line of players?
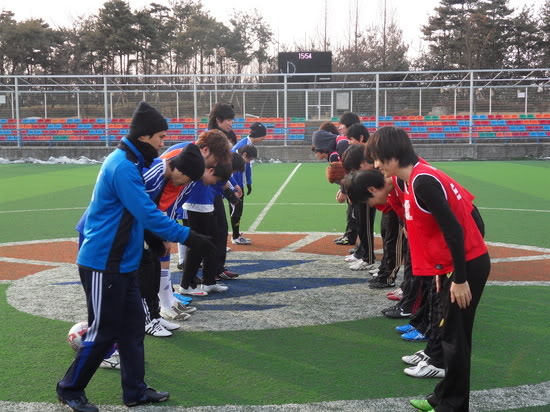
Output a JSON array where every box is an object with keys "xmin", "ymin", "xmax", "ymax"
[{"xmin": 313, "ymin": 114, "xmax": 490, "ymax": 412}]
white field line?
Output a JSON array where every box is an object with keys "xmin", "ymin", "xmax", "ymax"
[{"xmin": 247, "ymin": 163, "xmax": 302, "ymax": 232}]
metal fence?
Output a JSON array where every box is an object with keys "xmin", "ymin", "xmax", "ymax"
[{"xmin": 0, "ymin": 68, "xmax": 549, "ymax": 146}]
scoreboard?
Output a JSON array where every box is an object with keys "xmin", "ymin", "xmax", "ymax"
[{"xmin": 278, "ymin": 51, "xmax": 332, "ymax": 82}]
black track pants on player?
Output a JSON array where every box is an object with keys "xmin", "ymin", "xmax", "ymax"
[
  {"xmin": 213, "ymin": 194, "xmax": 228, "ymax": 274},
  {"xmin": 181, "ymin": 210, "xmax": 217, "ymax": 287},
  {"xmin": 57, "ymin": 268, "xmax": 147, "ymax": 404},
  {"xmin": 427, "ymin": 252, "xmax": 491, "ymax": 412}
]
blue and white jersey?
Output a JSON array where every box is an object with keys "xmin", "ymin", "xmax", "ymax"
[
  {"xmin": 232, "ymin": 136, "xmax": 253, "ymax": 186},
  {"xmin": 143, "ymin": 157, "xmax": 167, "ymax": 203}
]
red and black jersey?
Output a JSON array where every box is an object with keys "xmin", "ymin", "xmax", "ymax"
[{"xmin": 404, "ymin": 162, "xmax": 487, "ymax": 276}]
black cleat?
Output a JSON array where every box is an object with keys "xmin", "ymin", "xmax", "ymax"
[
  {"xmin": 125, "ymin": 387, "xmax": 170, "ymax": 407},
  {"xmin": 58, "ymin": 395, "xmax": 98, "ymax": 412}
]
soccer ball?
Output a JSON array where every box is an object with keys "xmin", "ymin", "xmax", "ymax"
[{"xmin": 67, "ymin": 321, "xmax": 88, "ymax": 351}]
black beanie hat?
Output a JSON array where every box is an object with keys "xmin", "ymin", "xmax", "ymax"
[
  {"xmin": 249, "ymin": 122, "xmax": 267, "ymax": 138},
  {"xmin": 170, "ymin": 144, "xmax": 205, "ymax": 181},
  {"xmin": 128, "ymin": 102, "xmax": 168, "ymax": 140}
]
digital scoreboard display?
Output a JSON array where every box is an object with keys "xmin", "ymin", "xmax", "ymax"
[{"xmin": 278, "ymin": 51, "xmax": 332, "ymax": 82}]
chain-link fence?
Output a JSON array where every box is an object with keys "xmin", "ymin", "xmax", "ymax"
[{"xmin": 1, "ymin": 69, "xmax": 549, "ymax": 146}]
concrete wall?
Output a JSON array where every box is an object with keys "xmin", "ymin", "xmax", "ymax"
[{"xmin": 1, "ymin": 143, "xmax": 549, "ymax": 162}]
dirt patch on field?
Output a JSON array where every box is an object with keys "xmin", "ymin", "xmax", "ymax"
[
  {"xmin": 0, "ymin": 261, "xmax": 57, "ymax": 280},
  {"xmin": 0, "ymin": 241, "xmax": 77, "ymax": 263}
]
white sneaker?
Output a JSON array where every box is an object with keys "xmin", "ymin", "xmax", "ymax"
[
  {"xmin": 178, "ymin": 285, "xmax": 208, "ymax": 296},
  {"xmin": 404, "ymin": 361, "xmax": 445, "ymax": 378},
  {"xmin": 226, "ymin": 247, "xmax": 231, "ymax": 252},
  {"xmin": 145, "ymin": 319, "xmax": 172, "ymax": 337},
  {"xmin": 344, "ymin": 254, "xmax": 360, "ymax": 263},
  {"xmin": 369, "ymin": 268, "xmax": 380, "ymax": 275},
  {"xmin": 349, "ymin": 260, "xmax": 377, "ymax": 271},
  {"xmin": 402, "ymin": 350, "xmax": 430, "ymax": 366},
  {"xmin": 100, "ymin": 351, "xmax": 120, "ymax": 369},
  {"xmin": 160, "ymin": 306, "xmax": 191, "ymax": 321},
  {"xmin": 158, "ymin": 317, "xmax": 181, "ymax": 331},
  {"xmin": 232, "ymin": 236, "xmax": 251, "ymax": 245},
  {"xmin": 202, "ymin": 283, "xmax": 228, "ymax": 293}
]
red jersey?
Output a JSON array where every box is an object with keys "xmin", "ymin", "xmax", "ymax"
[
  {"xmin": 404, "ymin": 162, "xmax": 487, "ymax": 276},
  {"xmin": 158, "ymin": 147, "xmax": 187, "ymax": 212}
]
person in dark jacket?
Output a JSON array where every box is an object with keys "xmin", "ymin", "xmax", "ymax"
[{"xmin": 56, "ymin": 102, "xmax": 215, "ymax": 412}]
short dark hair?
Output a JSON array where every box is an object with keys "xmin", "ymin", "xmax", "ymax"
[
  {"xmin": 238, "ymin": 144, "xmax": 258, "ymax": 159},
  {"xmin": 344, "ymin": 169, "xmax": 386, "ymax": 203},
  {"xmin": 339, "ymin": 112, "xmax": 360, "ymax": 128},
  {"xmin": 319, "ymin": 121, "xmax": 339, "ymax": 135},
  {"xmin": 341, "ymin": 144, "xmax": 365, "ymax": 172},
  {"xmin": 231, "ymin": 152, "xmax": 246, "ymax": 173},
  {"xmin": 208, "ymin": 102, "xmax": 235, "ymax": 130},
  {"xmin": 213, "ymin": 160, "xmax": 232, "ymax": 181},
  {"xmin": 366, "ymin": 126, "xmax": 418, "ymax": 167},
  {"xmin": 347, "ymin": 123, "xmax": 370, "ymax": 143}
]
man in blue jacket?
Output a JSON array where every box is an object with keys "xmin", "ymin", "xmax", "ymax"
[{"xmin": 56, "ymin": 102, "xmax": 215, "ymax": 412}]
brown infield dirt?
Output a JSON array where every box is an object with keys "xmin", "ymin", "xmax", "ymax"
[{"xmin": 0, "ymin": 235, "xmax": 548, "ymax": 282}]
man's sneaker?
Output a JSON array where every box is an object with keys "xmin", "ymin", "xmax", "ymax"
[
  {"xmin": 349, "ymin": 260, "xmax": 377, "ymax": 271},
  {"xmin": 202, "ymin": 284, "xmax": 228, "ymax": 293},
  {"xmin": 344, "ymin": 254, "xmax": 360, "ymax": 263},
  {"xmin": 218, "ymin": 269, "xmax": 239, "ymax": 280},
  {"xmin": 405, "ymin": 361, "xmax": 445, "ymax": 378},
  {"xmin": 173, "ymin": 293, "xmax": 193, "ymax": 304},
  {"xmin": 57, "ymin": 394, "xmax": 98, "ymax": 412},
  {"xmin": 402, "ymin": 349, "xmax": 430, "ymax": 365},
  {"xmin": 125, "ymin": 387, "xmax": 170, "ymax": 407},
  {"xmin": 384, "ymin": 306, "xmax": 412, "ymax": 319},
  {"xmin": 160, "ymin": 306, "xmax": 190, "ymax": 321},
  {"xmin": 100, "ymin": 351, "xmax": 120, "ymax": 369},
  {"xmin": 334, "ymin": 235, "xmax": 346, "ymax": 243},
  {"xmin": 232, "ymin": 236, "xmax": 251, "ymax": 245},
  {"xmin": 226, "ymin": 246, "xmax": 231, "ymax": 252},
  {"xmin": 369, "ymin": 268, "xmax": 380, "ymax": 275},
  {"xmin": 178, "ymin": 286, "xmax": 208, "ymax": 296},
  {"xmin": 381, "ymin": 304, "xmax": 400, "ymax": 314},
  {"xmin": 410, "ymin": 399, "xmax": 435, "ymax": 411},
  {"xmin": 395, "ymin": 324, "xmax": 416, "ymax": 334},
  {"xmin": 174, "ymin": 301, "xmax": 197, "ymax": 314},
  {"xmin": 158, "ymin": 317, "xmax": 181, "ymax": 331},
  {"xmin": 145, "ymin": 319, "xmax": 172, "ymax": 337},
  {"xmin": 387, "ymin": 288, "xmax": 403, "ymax": 301},
  {"xmin": 334, "ymin": 236, "xmax": 352, "ymax": 245},
  {"xmin": 402, "ymin": 329, "xmax": 428, "ymax": 341},
  {"xmin": 176, "ymin": 262, "xmax": 183, "ymax": 270},
  {"xmin": 368, "ymin": 279, "xmax": 395, "ymax": 289}
]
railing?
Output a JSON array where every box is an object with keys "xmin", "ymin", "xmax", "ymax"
[{"xmin": 0, "ymin": 68, "xmax": 549, "ymax": 146}]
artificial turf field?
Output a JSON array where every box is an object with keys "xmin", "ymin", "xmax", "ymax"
[{"xmin": 0, "ymin": 160, "xmax": 549, "ymax": 411}]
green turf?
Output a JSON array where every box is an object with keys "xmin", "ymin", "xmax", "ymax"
[
  {"xmin": 1, "ymin": 161, "xmax": 548, "ymax": 246},
  {"xmin": 0, "ymin": 283, "xmax": 548, "ymax": 406}
]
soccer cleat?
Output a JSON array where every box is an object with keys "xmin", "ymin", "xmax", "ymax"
[
  {"xmin": 158, "ymin": 317, "xmax": 181, "ymax": 331},
  {"xmin": 174, "ymin": 301, "xmax": 197, "ymax": 314},
  {"xmin": 231, "ymin": 236, "xmax": 251, "ymax": 245},
  {"xmin": 369, "ymin": 268, "xmax": 380, "ymax": 275},
  {"xmin": 410, "ymin": 399, "xmax": 435, "ymax": 411},
  {"xmin": 344, "ymin": 254, "xmax": 360, "ymax": 263},
  {"xmin": 173, "ymin": 293, "xmax": 193, "ymax": 304},
  {"xmin": 402, "ymin": 329, "xmax": 428, "ymax": 342},
  {"xmin": 387, "ymin": 288, "xmax": 403, "ymax": 301},
  {"xmin": 368, "ymin": 279, "xmax": 395, "ymax": 289},
  {"xmin": 384, "ymin": 306, "xmax": 412, "ymax": 319},
  {"xmin": 160, "ymin": 306, "xmax": 190, "ymax": 321},
  {"xmin": 405, "ymin": 361, "xmax": 445, "ymax": 378},
  {"xmin": 57, "ymin": 394, "xmax": 98, "ymax": 412},
  {"xmin": 226, "ymin": 246, "xmax": 231, "ymax": 252},
  {"xmin": 145, "ymin": 319, "xmax": 172, "ymax": 337},
  {"xmin": 402, "ymin": 349, "xmax": 430, "ymax": 365},
  {"xmin": 100, "ymin": 351, "xmax": 120, "ymax": 369},
  {"xmin": 381, "ymin": 304, "xmax": 400, "ymax": 314},
  {"xmin": 178, "ymin": 286, "xmax": 208, "ymax": 296},
  {"xmin": 334, "ymin": 236, "xmax": 351, "ymax": 245},
  {"xmin": 349, "ymin": 260, "xmax": 377, "ymax": 271},
  {"xmin": 395, "ymin": 324, "xmax": 416, "ymax": 334},
  {"xmin": 334, "ymin": 235, "xmax": 346, "ymax": 243},
  {"xmin": 202, "ymin": 283, "xmax": 228, "ymax": 293},
  {"xmin": 218, "ymin": 269, "xmax": 239, "ymax": 280},
  {"xmin": 125, "ymin": 387, "xmax": 170, "ymax": 407}
]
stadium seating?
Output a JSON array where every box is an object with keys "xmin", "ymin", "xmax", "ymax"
[{"xmin": 1, "ymin": 114, "xmax": 549, "ymax": 142}]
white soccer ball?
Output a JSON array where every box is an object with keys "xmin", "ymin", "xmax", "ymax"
[{"xmin": 67, "ymin": 321, "xmax": 88, "ymax": 351}]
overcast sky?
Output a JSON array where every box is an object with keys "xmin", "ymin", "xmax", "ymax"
[{"xmin": 0, "ymin": 0, "xmax": 545, "ymax": 56}]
